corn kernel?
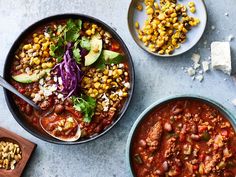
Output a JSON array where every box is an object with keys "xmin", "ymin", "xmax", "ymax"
[
  {"xmin": 146, "ymin": 7, "xmax": 154, "ymax": 15},
  {"xmin": 86, "ymin": 29, "xmax": 92, "ymax": 35},
  {"xmin": 190, "ymin": 7, "xmax": 196, "ymax": 13},
  {"xmin": 135, "ymin": 22, "xmax": 139, "ymax": 29},
  {"xmin": 33, "ymin": 57, "xmax": 40, "ymax": 65},
  {"xmin": 23, "ymin": 44, "xmax": 32, "ymax": 50},
  {"xmin": 136, "ymin": 3, "xmax": 143, "ymax": 11},
  {"xmin": 94, "ymin": 82, "xmax": 101, "ymax": 89}
]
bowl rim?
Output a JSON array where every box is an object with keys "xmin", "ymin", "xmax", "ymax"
[
  {"xmin": 3, "ymin": 13, "xmax": 135, "ymax": 145},
  {"xmin": 127, "ymin": 0, "xmax": 208, "ymax": 57},
  {"xmin": 126, "ymin": 94, "xmax": 236, "ymax": 176}
]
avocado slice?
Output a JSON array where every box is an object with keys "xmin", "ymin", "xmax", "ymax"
[
  {"xmin": 12, "ymin": 69, "xmax": 50, "ymax": 84},
  {"xmin": 102, "ymin": 50, "xmax": 123, "ymax": 64},
  {"xmin": 84, "ymin": 33, "xmax": 103, "ymax": 66}
]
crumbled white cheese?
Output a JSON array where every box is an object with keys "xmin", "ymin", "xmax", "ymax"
[
  {"xmin": 101, "ymin": 94, "xmax": 110, "ymax": 112},
  {"xmin": 211, "ymin": 42, "xmax": 231, "ymax": 75},
  {"xmin": 118, "ymin": 63, "xmax": 124, "ymax": 68},
  {"xmin": 124, "ymin": 82, "xmax": 130, "ymax": 89},
  {"xmin": 33, "ymin": 93, "xmax": 42, "ymax": 103},
  {"xmin": 232, "ymin": 99, "xmax": 236, "ymax": 106},
  {"xmin": 58, "ymin": 77, "xmax": 62, "ymax": 85},
  {"xmin": 191, "ymin": 53, "xmax": 201, "ymax": 63},
  {"xmin": 187, "ymin": 67, "xmax": 196, "ymax": 76},
  {"xmin": 53, "ymin": 76, "xmax": 58, "ymax": 82},
  {"xmin": 39, "ymin": 78, "xmax": 44, "ymax": 85},
  {"xmin": 202, "ymin": 61, "xmax": 210, "ymax": 72},
  {"xmin": 193, "ymin": 63, "xmax": 201, "ymax": 69},
  {"xmin": 116, "ymin": 90, "xmax": 123, "ymax": 97},
  {"xmin": 228, "ymin": 35, "xmax": 234, "ymax": 42},
  {"xmin": 196, "ymin": 75, "xmax": 204, "ymax": 82},
  {"xmin": 44, "ymin": 32, "xmax": 50, "ymax": 38},
  {"xmin": 108, "ymin": 70, "xmax": 113, "ymax": 76},
  {"xmin": 57, "ymin": 93, "xmax": 64, "ymax": 99}
]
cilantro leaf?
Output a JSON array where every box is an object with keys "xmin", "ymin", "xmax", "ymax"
[
  {"xmin": 80, "ymin": 36, "xmax": 91, "ymax": 51},
  {"xmin": 71, "ymin": 95, "xmax": 96, "ymax": 123},
  {"xmin": 73, "ymin": 48, "xmax": 81, "ymax": 64}
]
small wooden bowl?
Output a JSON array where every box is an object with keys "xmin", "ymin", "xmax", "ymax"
[{"xmin": 0, "ymin": 127, "xmax": 36, "ymax": 177}]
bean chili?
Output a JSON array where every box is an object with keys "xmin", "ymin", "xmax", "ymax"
[
  {"xmin": 10, "ymin": 18, "xmax": 131, "ymax": 141},
  {"xmin": 131, "ymin": 99, "xmax": 236, "ymax": 177}
]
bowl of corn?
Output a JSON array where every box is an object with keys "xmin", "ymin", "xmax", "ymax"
[{"xmin": 128, "ymin": 0, "xmax": 207, "ymax": 57}]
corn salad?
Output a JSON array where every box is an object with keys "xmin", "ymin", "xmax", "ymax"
[{"xmin": 136, "ymin": 0, "xmax": 200, "ymax": 55}]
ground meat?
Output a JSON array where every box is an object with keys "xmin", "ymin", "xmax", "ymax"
[
  {"xmin": 146, "ymin": 121, "xmax": 163, "ymax": 151},
  {"xmin": 164, "ymin": 137, "xmax": 177, "ymax": 158}
]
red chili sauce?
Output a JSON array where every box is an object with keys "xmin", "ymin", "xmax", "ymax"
[{"xmin": 131, "ymin": 99, "xmax": 236, "ymax": 177}]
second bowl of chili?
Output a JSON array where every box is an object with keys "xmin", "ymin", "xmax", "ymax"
[{"xmin": 126, "ymin": 95, "xmax": 236, "ymax": 177}]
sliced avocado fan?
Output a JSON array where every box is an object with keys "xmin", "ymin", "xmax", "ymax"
[
  {"xmin": 12, "ymin": 69, "xmax": 50, "ymax": 84},
  {"xmin": 84, "ymin": 33, "xmax": 103, "ymax": 66}
]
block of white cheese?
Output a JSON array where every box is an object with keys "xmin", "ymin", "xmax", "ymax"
[{"xmin": 211, "ymin": 42, "xmax": 231, "ymax": 75}]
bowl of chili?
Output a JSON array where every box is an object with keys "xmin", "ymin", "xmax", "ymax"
[
  {"xmin": 126, "ymin": 95, "xmax": 236, "ymax": 176},
  {"xmin": 3, "ymin": 14, "xmax": 134, "ymax": 144}
]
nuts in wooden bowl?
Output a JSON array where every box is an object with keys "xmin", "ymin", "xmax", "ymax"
[{"xmin": 0, "ymin": 140, "xmax": 22, "ymax": 170}]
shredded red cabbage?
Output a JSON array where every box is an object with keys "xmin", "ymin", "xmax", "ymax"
[{"xmin": 52, "ymin": 43, "xmax": 83, "ymax": 98}]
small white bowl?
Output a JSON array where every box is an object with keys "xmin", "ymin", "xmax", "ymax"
[{"xmin": 127, "ymin": 0, "xmax": 208, "ymax": 57}]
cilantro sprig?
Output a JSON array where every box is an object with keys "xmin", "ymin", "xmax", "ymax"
[
  {"xmin": 49, "ymin": 19, "xmax": 83, "ymax": 63},
  {"xmin": 71, "ymin": 95, "xmax": 96, "ymax": 123}
]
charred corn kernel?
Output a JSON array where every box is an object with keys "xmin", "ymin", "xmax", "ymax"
[
  {"xmin": 103, "ymin": 69, "xmax": 109, "ymax": 75},
  {"xmin": 33, "ymin": 57, "xmax": 40, "ymax": 65},
  {"xmin": 190, "ymin": 7, "xmax": 196, "ymax": 13},
  {"xmin": 42, "ymin": 51, "xmax": 49, "ymax": 57},
  {"xmin": 88, "ymin": 88, "xmax": 93, "ymax": 94},
  {"xmin": 107, "ymin": 79, "xmax": 112, "ymax": 83},
  {"xmin": 33, "ymin": 37, "xmax": 39, "ymax": 43},
  {"xmin": 158, "ymin": 50, "xmax": 164, "ymax": 55},
  {"xmin": 102, "ymin": 84, "xmax": 107, "ymax": 90},
  {"xmin": 20, "ymin": 52, "xmax": 25, "ymax": 58},
  {"xmin": 41, "ymin": 63, "xmax": 48, "ymax": 69},
  {"xmin": 188, "ymin": 2, "xmax": 195, "ymax": 7},
  {"xmin": 135, "ymin": 22, "xmax": 139, "ymax": 29},
  {"xmin": 136, "ymin": 3, "xmax": 143, "ymax": 11},
  {"xmin": 42, "ymin": 42, "xmax": 49, "ymax": 50},
  {"xmin": 86, "ymin": 29, "xmax": 92, "ymax": 35},
  {"xmin": 93, "ymin": 77, "xmax": 99, "ymax": 82},
  {"xmin": 38, "ymin": 34, "xmax": 44, "ymax": 39},
  {"xmin": 122, "ymin": 92, "xmax": 128, "ymax": 97},
  {"xmin": 92, "ymin": 24, "xmax": 98, "ymax": 29},
  {"xmin": 154, "ymin": 2, "xmax": 159, "ymax": 9},
  {"xmin": 33, "ymin": 44, "xmax": 41, "ymax": 50},
  {"xmin": 94, "ymin": 82, "xmax": 100, "ymax": 89},
  {"xmin": 23, "ymin": 44, "xmax": 32, "ymax": 50},
  {"xmin": 117, "ymin": 69, "xmax": 123, "ymax": 75},
  {"xmin": 146, "ymin": 7, "xmax": 154, "ymax": 15},
  {"xmin": 91, "ymin": 28, "xmax": 95, "ymax": 35}
]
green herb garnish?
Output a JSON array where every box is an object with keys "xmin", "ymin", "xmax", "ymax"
[
  {"xmin": 80, "ymin": 36, "xmax": 91, "ymax": 51},
  {"xmin": 49, "ymin": 19, "xmax": 83, "ymax": 61},
  {"xmin": 134, "ymin": 154, "xmax": 143, "ymax": 164},
  {"xmin": 201, "ymin": 131, "xmax": 210, "ymax": 141},
  {"xmin": 71, "ymin": 95, "xmax": 96, "ymax": 123}
]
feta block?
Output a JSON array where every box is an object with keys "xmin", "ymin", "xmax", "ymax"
[{"xmin": 211, "ymin": 42, "xmax": 231, "ymax": 75}]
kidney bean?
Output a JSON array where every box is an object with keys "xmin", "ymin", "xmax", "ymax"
[{"xmin": 54, "ymin": 104, "xmax": 64, "ymax": 114}]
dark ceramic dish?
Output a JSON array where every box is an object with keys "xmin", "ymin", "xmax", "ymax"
[{"xmin": 3, "ymin": 14, "xmax": 135, "ymax": 145}]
